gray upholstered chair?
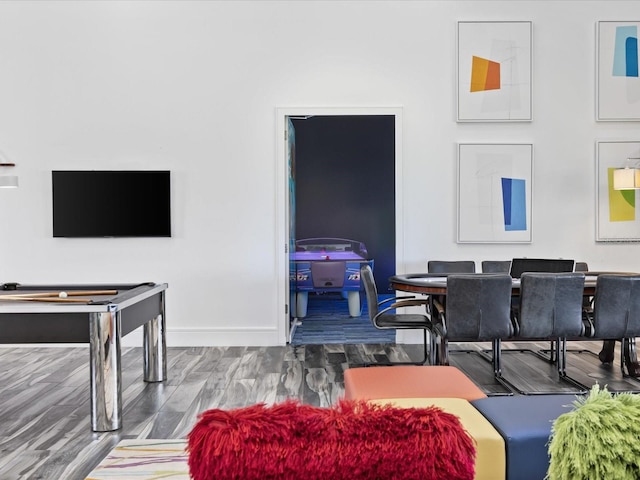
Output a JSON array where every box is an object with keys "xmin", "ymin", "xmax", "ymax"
[
  {"xmin": 427, "ymin": 260, "xmax": 476, "ymax": 314},
  {"xmin": 575, "ymin": 262, "xmax": 624, "ymax": 368},
  {"xmin": 509, "ymin": 258, "xmax": 575, "ymax": 278},
  {"xmin": 587, "ymin": 274, "xmax": 640, "ymax": 377},
  {"xmin": 574, "ymin": 261, "xmax": 594, "ymax": 333},
  {"xmin": 427, "ymin": 260, "xmax": 476, "ymax": 274},
  {"xmin": 360, "ymin": 265, "xmax": 433, "ymax": 365},
  {"xmin": 481, "ymin": 260, "xmax": 511, "ymax": 273},
  {"xmin": 574, "ymin": 261, "xmax": 589, "ymax": 272},
  {"xmin": 430, "ymin": 273, "xmax": 514, "ymax": 380},
  {"xmin": 426, "ymin": 260, "xmax": 477, "ymax": 332},
  {"xmin": 506, "ymin": 272, "xmax": 589, "ymax": 393}
]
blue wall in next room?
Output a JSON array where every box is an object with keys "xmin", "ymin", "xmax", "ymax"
[{"xmin": 293, "ymin": 115, "xmax": 396, "ymax": 292}]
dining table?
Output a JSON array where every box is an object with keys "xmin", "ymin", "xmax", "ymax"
[{"xmin": 388, "ymin": 272, "xmax": 602, "ymax": 296}]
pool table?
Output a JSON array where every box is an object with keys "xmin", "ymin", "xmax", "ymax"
[
  {"xmin": 291, "ymin": 238, "xmax": 373, "ymax": 318},
  {"xmin": 0, "ymin": 281, "xmax": 168, "ymax": 432}
]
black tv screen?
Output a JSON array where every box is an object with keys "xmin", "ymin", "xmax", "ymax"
[{"xmin": 52, "ymin": 170, "xmax": 171, "ymax": 237}]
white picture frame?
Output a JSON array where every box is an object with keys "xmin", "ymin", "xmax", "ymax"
[
  {"xmin": 595, "ymin": 140, "xmax": 640, "ymax": 241},
  {"xmin": 458, "ymin": 143, "xmax": 533, "ymax": 243},
  {"xmin": 596, "ymin": 21, "xmax": 640, "ymax": 121},
  {"xmin": 457, "ymin": 21, "xmax": 532, "ymax": 122}
]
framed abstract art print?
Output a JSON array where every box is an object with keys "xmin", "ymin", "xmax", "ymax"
[
  {"xmin": 596, "ymin": 21, "xmax": 640, "ymax": 121},
  {"xmin": 457, "ymin": 21, "xmax": 532, "ymax": 122},
  {"xmin": 596, "ymin": 140, "xmax": 640, "ymax": 241},
  {"xmin": 458, "ymin": 143, "xmax": 533, "ymax": 243}
]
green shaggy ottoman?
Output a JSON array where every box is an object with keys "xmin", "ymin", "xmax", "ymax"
[{"xmin": 548, "ymin": 385, "xmax": 640, "ymax": 480}]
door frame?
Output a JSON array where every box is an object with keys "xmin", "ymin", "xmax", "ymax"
[{"xmin": 275, "ymin": 106, "xmax": 404, "ymax": 344}]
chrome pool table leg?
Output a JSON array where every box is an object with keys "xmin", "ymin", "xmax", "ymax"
[
  {"xmin": 143, "ymin": 290, "xmax": 167, "ymax": 383},
  {"xmin": 89, "ymin": 306, "xmax": 122, "ymax": 432}
]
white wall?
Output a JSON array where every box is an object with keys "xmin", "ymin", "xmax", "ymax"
[{"xmin": 0, "ymin": 1, "xmax": 639, "ymax": 346}]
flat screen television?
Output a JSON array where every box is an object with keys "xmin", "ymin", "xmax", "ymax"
[{"xmin": 52, "ymin": 170, "xmax": 171, "ymax": 237}]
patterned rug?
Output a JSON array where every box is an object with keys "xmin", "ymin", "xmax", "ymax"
[
  {"xmin": 291, "ymin": 293, "xmax": 396, "ymax": 345},
  {"xmin": 86, "ymin": 439, "xmax": 189, "ymax": 480}
]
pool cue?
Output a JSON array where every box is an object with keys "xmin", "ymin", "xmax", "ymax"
[
  {"xmin": 0, "ymin": 296, "xmax": 91, "ymax": 303},
  {"xmin": 0, "ymin": 290, "xmax": 118, "ymax": 298}
]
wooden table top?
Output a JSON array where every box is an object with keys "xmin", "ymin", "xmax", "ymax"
[{"xmin": 387, "ymin": 272, "xmax": 639, "ymax": 296}]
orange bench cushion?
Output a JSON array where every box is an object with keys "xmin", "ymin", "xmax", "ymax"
[{"xmin": 344, "ymin": 365, "xmax": 487, "ymax": 401}]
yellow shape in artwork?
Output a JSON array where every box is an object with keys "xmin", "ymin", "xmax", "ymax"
[
  {"xmin": 470, "ymin": 56, "xmax": 501, "ymax": 92},
  {"xmin": 608, "ymin": 168, "xmax": 636, "ymax": 221}
]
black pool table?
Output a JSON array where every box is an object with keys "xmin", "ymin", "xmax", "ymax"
[{"xmin": 0, "ymin": 281, "xmax": 168, "ymax": 432}]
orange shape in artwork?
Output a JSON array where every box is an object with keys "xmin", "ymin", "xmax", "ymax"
[
  {"xmin": 470, "ymin": 56, "xmax": 488, "ymax": 92},
  {"xmin": 485, "ymin": 60, "xmax": 501, "ymax": 90},
  {"xmin": 470, "ymin": 56, "xmax": 501, "ymax": 92}
]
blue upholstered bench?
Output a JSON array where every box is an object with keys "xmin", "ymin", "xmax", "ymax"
[{"xmin": 471, "ymin": 395, "xmax": 577, "ymax": 480}]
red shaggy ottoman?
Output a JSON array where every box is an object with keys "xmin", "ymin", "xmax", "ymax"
[{"xmin": 187, "ymin": 399, "xmax": 476, "ymax": 480}]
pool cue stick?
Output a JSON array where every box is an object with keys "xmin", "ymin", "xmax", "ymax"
[
  {"xmin": 0, "ymin": 290, "xmax": 118, "ymax": 298},
  {"xmin": 0, "ymin": 296, "xmax": 91, "ymax": 303}
]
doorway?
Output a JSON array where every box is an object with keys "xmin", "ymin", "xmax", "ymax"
[{"xmin": 276, "ymin": 107, "xmax": 404, "ymax": 344}]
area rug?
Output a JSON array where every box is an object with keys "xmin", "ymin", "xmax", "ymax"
[
  {"xmin": 86, "ymin": 439, "xmax": 189, "ymax": 480},
  {"xmin": 291, "ymin": 293, "xmax": 396, "ymax": 345}
]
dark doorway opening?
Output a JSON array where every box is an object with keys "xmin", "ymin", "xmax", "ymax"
[
  {"xmin": 290, "ymin": 115, "xmax": 396, "ymax": 344},
  {"xmin": 292, "ymin": 115, "xmax": 396, "ymax": 291}
]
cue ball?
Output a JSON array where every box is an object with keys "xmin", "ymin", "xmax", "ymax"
[{"xmin": 59, "ymin": 291, "xmax": 68, "ymax": 298}]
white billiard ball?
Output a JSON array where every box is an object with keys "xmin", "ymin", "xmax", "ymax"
[{"xmin": 59, "ymin": 291, "xmax": 68, "ymax": 298}]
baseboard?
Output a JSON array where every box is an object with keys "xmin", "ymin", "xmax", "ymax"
[
  {"xmin": 122, "ymin": 328, "xmax": 423, "ymax": 347},
  {"xmin": 1, "ymin": 328, "xmax": 421, "ymax": 349},
  {"xmin": 121, "ymin": 327, "xmax": 282, "ymax": 347},
  {"xmin": 395, "ymin": 329, "xmax": 428, "ymax": 345}
]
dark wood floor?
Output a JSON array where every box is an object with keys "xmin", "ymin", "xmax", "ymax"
[{"xmin": 1, "ymin": 341, "xmax": 638, "ymax": 479}]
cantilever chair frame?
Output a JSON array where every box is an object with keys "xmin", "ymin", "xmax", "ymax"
[
  {"xmin": 361, "ymin": 265, "xmax": 433, "ymax": 366},
  {"xmin": 586, "ymin": 274, "xmax": 640, "ymax": 380},
  {"xmin": 539, "ymin": 271, "xmax": 640, "ymax": 391},
  {"xmin": 498, "ymin": 272, "xmax": 590, "ymax": 395},
  {"xmin": 430, "ymin": 273, "xmax": 515, "ymax": 393},
  {"xmin": 426, "ymin": 260, "xmax": 477, "ymax": 363},
  {"xmin": 534, "ymin": 261, "xmax": 593, "ymax": 365}
]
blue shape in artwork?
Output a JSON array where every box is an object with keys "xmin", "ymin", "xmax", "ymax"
[
  {"xmin": 613, "ymin": 26, "xmax": 638, "ymax": 77},
  {"xmin": 626, "ymin": 37, "xmax": 639, "ymax": 77},
  {"xmin": 502, "ymin": 178, "xmax": 512, "ymax": 223},
  {"xmin": 501, "ymin": 178, "xmax": 527, "ymax": 231}
]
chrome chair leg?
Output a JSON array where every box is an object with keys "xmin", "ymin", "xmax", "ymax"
[
  {"xmin": 622, "ymin": 337, "xmax": 640, "ymax": 378},
  {"xmin": 492, "ymin": 339, "xmax": 502, "ymax": 377},
  {"xmin": 556, "ymin": 337, "xmax": 588, "ymax": 393},
  {"xmin": 557, "ymin": 338, "xmax": 566, "ymax": 374},
  {"xmin": 428, "ymin": 330, "xmax": 438, "ymax": 365},
  {"xmin": 439, "ymin": 337, "xmax": 450, "ymax": 366}
]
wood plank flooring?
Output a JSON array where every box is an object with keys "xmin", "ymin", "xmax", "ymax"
[{"xmin": 1, "ymin": 341, "xmax": 638, "ymax": 479}]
